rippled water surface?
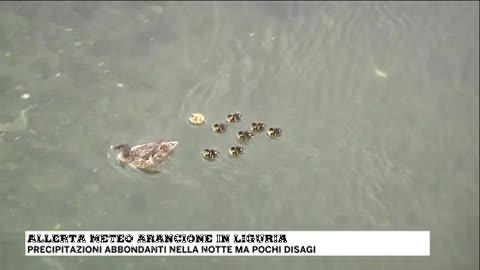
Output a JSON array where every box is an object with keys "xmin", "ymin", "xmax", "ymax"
[{"xmin": 0, "ymin": 2, "xmax": 478, "ymax": 269}]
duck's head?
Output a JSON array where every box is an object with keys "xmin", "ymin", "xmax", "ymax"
[
  {"xmin": 112, "ymin": 143, "xmax": 131, "ymax": 157},
  {"xmin": 236, "ymin": 131, "xmax": 245, "ymax": 140}
]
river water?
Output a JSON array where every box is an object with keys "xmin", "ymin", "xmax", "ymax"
[{"xmin": 0, "ymin": 1, "xmax": 478, "ymax": 269}]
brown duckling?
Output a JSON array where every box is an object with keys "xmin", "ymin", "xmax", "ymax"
[
  {"xmin": 226, "ymin": 112, "xmax": 242, "ymax": 123},
  {"xmin": 229, "ymin": 146, "xmax": 244, "ymax": 157},
  {"xmin": 267, "ymin": 128, "xmax": 283, "ymax": 139},
  {"xmin": 250, "ymin": 122, "xmax": 266, "ymax": 133},
  {"xmin": 212, "ymin": 123, "xmax": 227, "ymax": 133},
  {"xmin": 237, "ymin": 130, "xmax": 254, "ymax": 142},
  {"xmin": 202, "ymin": 148, "xmax": 219, "ymax": 161}
]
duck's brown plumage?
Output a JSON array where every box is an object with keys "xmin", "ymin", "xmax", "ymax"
[{"xmin": 112, "ymin": 140, "xmax": 178, "ymax": 170}]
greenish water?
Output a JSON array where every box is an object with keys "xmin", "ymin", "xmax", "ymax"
[{"xmin": 0, "ymin": 1, "xmax": 478, "ymax": 269}]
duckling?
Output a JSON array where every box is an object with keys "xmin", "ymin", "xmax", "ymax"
[
  {"xmin": 112, "ymin": 140, "xmax": 178, "ymax": 171},
  {"xmin": 202, "ymin": 148, "xmax": 219, "ymax": 161},
  {"xmin": 188, "ymin": 113, "xmax": 206, "ymax": 125},
  {"xmin": 229, "ymin": 146, "xmax": 244, "ymax": 157},
  {"xmin": 212, "ymin": 123, "xmax": 227, "ymax": 133},
  {"xmin": 250, "ymin": 122, "xmax": 266, "ymax": 133},
  {"xmin": 226, "ymin": 112, "xmax": 242, "ymax": 123},
  {"xmin": 267, "ymin": 128, "xmax": 283, "ymax": 139},
  {"xmin": 237, "ymin": 130, "xmax": 254, "ymax": 142}
]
